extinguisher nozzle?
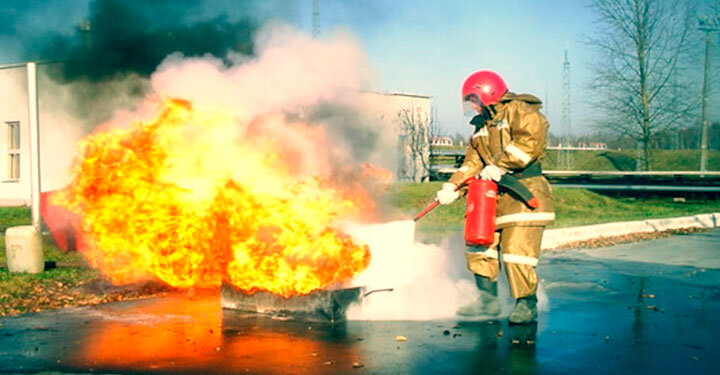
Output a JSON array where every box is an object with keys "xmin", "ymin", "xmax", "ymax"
[{"xmin": 527, "ymin": 197, "xmax": 540, "ymax": 209}]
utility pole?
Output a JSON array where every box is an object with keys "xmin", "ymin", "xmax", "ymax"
[
  {"xmin": 27, "ymin": 62, "xmax": 41, "ymax": 230},
  {"xmin": 698, "ymin": 15, "xmax": 719, "ymax": 172},
  {"xmin": 561, "ymin": 50, "xmax": 572, "ymax": 170},
  {"xmin": 544, "ymin": 81, "xmax": 549, "ymax": 117},
  {"xmin": 311, "ymin": 0, "xmax": 320, "ymax": 38}
]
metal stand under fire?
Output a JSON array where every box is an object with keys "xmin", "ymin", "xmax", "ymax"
[{"xmin": 221, "ymin": 283, "xmax": 386, "ymax": 323}]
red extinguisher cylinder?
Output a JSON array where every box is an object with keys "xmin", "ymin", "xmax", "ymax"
[{"xmin": 464, "ymin": 179, "xmax": 498, "ymax": 246}]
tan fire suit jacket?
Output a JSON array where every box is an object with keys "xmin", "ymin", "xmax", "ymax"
[{"xmin": 449, "ymin": 92, "xmax": 555, "ymax": 228}]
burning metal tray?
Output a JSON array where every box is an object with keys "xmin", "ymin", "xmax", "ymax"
[{"xmin": 221, "ymin": 283, "xmax": 365, "ymax": 323}]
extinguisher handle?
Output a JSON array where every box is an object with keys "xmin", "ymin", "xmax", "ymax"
[{"xmin": 413, "ymin": 176, "xmax": 476, "ymax": 222}]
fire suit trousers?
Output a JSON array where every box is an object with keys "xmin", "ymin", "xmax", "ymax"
[{"xmin": 465, "ymin": 226, "xmax": 544, "ymax": 299}]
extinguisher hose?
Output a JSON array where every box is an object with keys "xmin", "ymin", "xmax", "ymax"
[
  {"xmin": 497, "ymin": 174, "xmax": 540, "ymax": 209},
  {"xmin": 413, "ymin": 177, "xmax": 474, "ymax": 222}
]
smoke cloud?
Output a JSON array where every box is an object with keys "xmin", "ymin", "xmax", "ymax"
[
  {"xmin": 139, "ymin": 23, "xmax": 400, "ymax": 180},
  {"xmin": 345, "ymin": 221, "xmax": 549, "ymax": 320},
  {"xmin": 345, "ymin": 221, "xmax": 478, "ymax": 320},
  {"xmin": 44, "ymin": 0, "xmax": 258, "ymax": 82},
  {"xmin": 3, "ymin": 0, "xmax": 293, "ymax": 134}
]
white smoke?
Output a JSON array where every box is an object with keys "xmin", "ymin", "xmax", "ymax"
[
  {"xmin": 114, "ymin": 23, "xmax": 399, "ymax": 181},
  {"xmin": 345, "ymin": 220, "xmax": 479, "ymax": 320},
  {"xmin": 16, "ymin": 23, "xmax": 405, "ymax": 195},
  {"xmin": 344, "ymin": 221, "xmax": 551, "ymax": 320},
  {"xmin": 152, "ymin": 23, "xmax": 370, "ymax": 113}
]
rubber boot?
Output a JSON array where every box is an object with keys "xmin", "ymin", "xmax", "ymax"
[
  {"xmin": 508, "ymin": 294, "xmax": 538, "ymax": 324},
  {"xmin": 456, "ymin": 274, "xmax": 501, "ymax": 317}
]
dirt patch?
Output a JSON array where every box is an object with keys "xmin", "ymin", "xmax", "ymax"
[
  {"xmin": 0, "ymin": 274, "xmax": 175, "ymax": 317},
  {"xmin": 548, "ymin": 227, "xmax": 713, "ymax": 251}
]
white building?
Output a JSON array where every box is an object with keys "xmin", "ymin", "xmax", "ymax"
[
  {"xmin": 0, "ymin": 64, "xmax": 34, "ymax": 206},
  {"xmin": 359, "ymin": 91, "xmax": 432, "ymax": 182},
  {"xmin": 431, "ymin": 136, "xmax": 453, "ymax": 147},
  {"xmin": 0, "ymin": 63, "xmax": 82, "ymax": 206}
]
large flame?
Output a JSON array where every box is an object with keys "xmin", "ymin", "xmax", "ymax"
[{"xmin": 54, "ymin": 98, "xmax": 372, "ymax": 297}]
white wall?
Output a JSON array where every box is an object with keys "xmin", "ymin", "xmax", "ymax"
[
  {"xmin": 0, "ymin": 66, "xmax": 31, "ymax": 206},
  {"xmin": 0, "ymin": 64, "xmax": 85, "ymax": 206},
  {"xmin": 359, "ymin": 92, "xmax": 432, "ymax": 182}
]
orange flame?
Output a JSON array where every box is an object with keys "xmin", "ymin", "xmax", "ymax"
[{"xmin": 54, "ymin": 98, "xmax": 371, "ymax": 296}]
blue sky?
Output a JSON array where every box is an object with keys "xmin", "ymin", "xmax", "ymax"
[
  {"xmin": 312, "ymin": 0, "xmax": 597, "ymax": 136},
  {"xmin": 1, "ymin": 0, "xmax": 713, "ymax": 137}
]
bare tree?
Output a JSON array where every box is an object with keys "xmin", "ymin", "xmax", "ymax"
[
  {"xmin": 428, "ymin": 107, "xmax": 447, "ymax": 143},
  {"xmin": 586, "ymin": 0, "xmax": 696, "ymax": 170},
  {"xmin": 397, "ymin": 106, "xmax": 432, "ymax": 182}
]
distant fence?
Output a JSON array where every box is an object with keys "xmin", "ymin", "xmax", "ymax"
[
  {"xmin": 429, "ymin": 148, "xmax": 720, "ymax": 193},
  {"xmin": 546, "ymin": 146, "xmax": 610, "ymax": 151}
]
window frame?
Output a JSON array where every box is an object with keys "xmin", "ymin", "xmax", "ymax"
[{"xmin": 6, "ymin": 121, "xmax": 20, "ymax": 181}]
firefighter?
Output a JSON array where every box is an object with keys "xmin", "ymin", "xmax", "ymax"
[{"xmin": 436, "ymin": 70, "xmax": 555, "ymax": 324}]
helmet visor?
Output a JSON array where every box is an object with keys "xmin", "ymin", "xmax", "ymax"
[{"xmin": 462, "ymin": 94, "xmax": 482, "ymax": 116}]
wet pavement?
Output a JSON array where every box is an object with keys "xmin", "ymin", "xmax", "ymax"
[{"xmin": 1, "ymin": 229, "xmax": 719, "ymax": 374}]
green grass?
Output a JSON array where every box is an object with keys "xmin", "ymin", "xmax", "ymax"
[
  {"xmin": 387, "ymin": 182, "xmax": 719, "ymax": 242},
  {"xmin": 385, "ymin": 182, "xmax": 466, "ymax": 240},
  {"xmin": 543, "ymin": 149, "xmax": 720, "ymax": 171},
  {"xmin": 551, "ymin": 188, "xmax": 719, "ymax": 227},
  {"xmin": 0, "ymin": 206, "xmax": 31, "ymax": 228}
]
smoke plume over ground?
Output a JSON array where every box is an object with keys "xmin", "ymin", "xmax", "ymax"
[
  {"xmin": 115, "ymin": 23, "xmax": 392, "ymax": 179},
  {"xmin": 3, "ymin": 1, "xmax": 485, "ymax": 318},
  {"xmin": 3, "ymin": 0, "xmax": 296, "ymax": 132},
  {"xmin": 44, "ymin": 0, "xmax": 258, "ymax": 82},
  {"xmin": 346, "ymin": 222, "xmax": 549, "ymax": 320},
  {"xmin": 346, "ymin": 221, "xmax": 479, "ymax": 320}
]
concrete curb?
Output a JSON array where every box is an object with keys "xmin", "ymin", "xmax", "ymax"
[{"xmin": 541, "ymin": 212, "xmax": 720, "ymax": 250}]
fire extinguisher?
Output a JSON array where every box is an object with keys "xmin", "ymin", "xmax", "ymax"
[
  {"xmin": 464, "ymin": 178, "xmax": 498, "ymax": 246},
  {"xmin": 414, "ymin": 175, "xmax": 538, "ymax": 244}
]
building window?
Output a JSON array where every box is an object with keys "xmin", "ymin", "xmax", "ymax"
[{"xmin": 7, "ymin": 121, "xmax": 20, "ymax": 180}]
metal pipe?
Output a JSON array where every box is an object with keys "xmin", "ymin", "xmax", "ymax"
[
  {"xmin": 552, "ymin": 184, "xmax": 720, "ymax": 192},
  {"xmin": 26, "ymin": 62, "xmax": 41, "ymax": 229},
  {"xmin": 0, "ymin": 63, "xmax": 29, "ymax": 70},
  {"xmin": 700, "ymin": 28, "xmax": 713, "ymax": 172},
  {"xmin": 0, "ymin": 60, "xmax": 60, "ymax": 71}
]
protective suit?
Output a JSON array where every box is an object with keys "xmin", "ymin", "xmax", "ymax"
[{"xmin": 448, "ymin": 91, "xmax": 554, "ymax": 300}]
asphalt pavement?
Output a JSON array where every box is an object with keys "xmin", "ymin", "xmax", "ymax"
[{"xmin": 1, "ymin": 229, "xmax": 718, "ymax": 375}]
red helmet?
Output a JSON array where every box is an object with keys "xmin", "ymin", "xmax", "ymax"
[{"xmin": 461, "ymin": 70, "xmax": 508, "ymax": 107}]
